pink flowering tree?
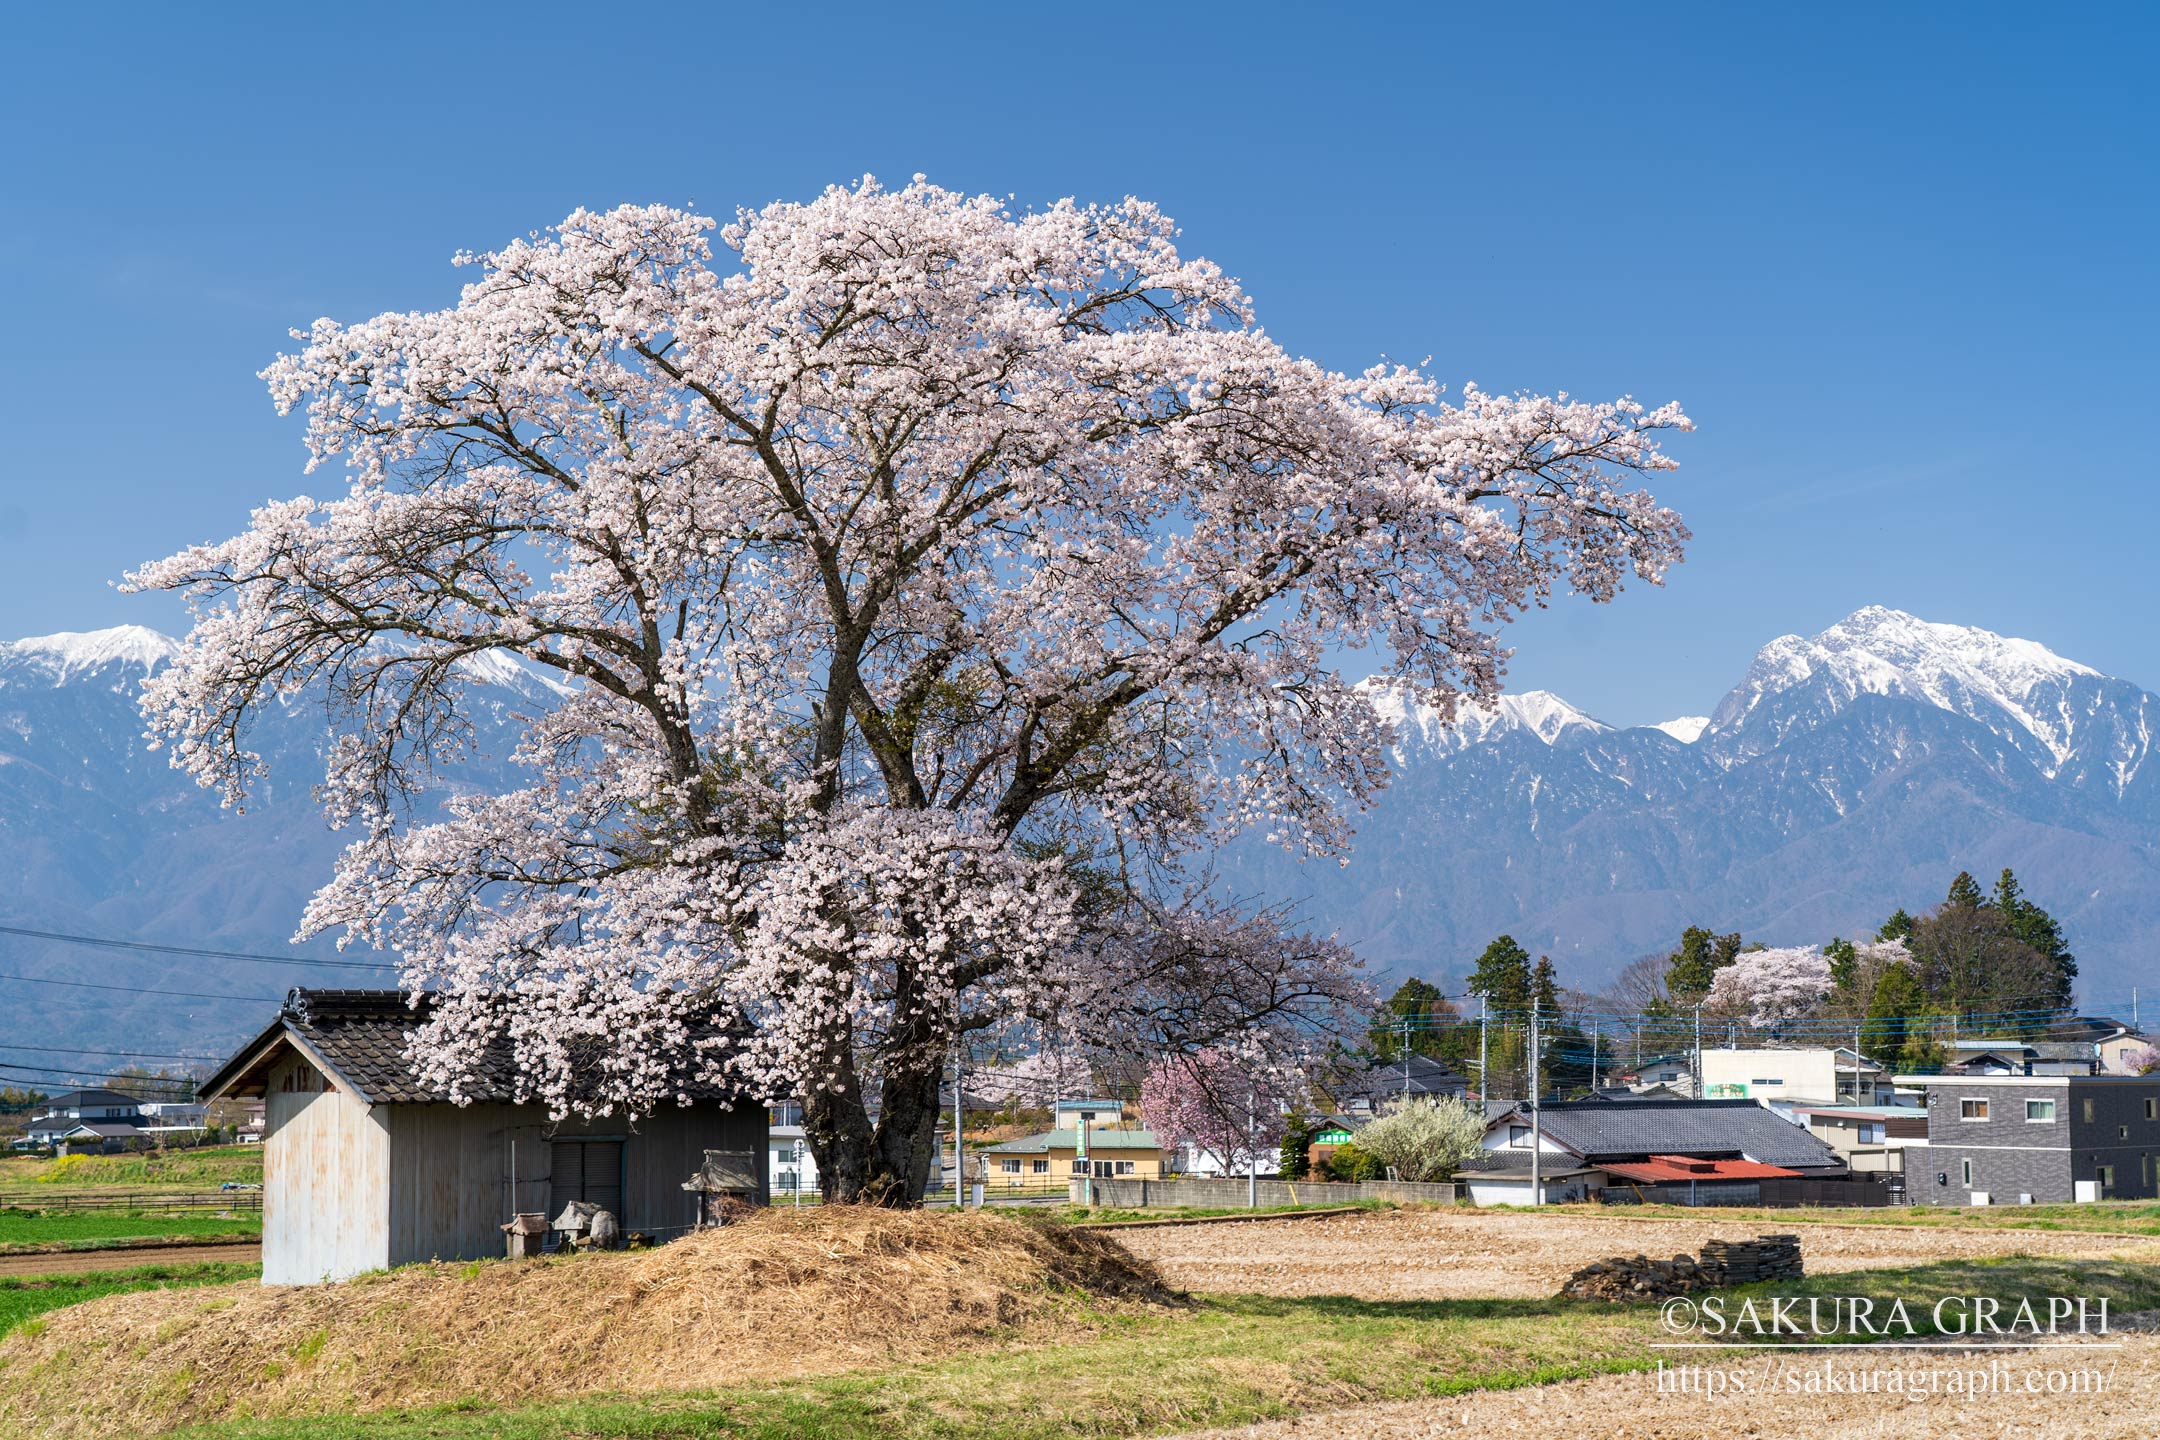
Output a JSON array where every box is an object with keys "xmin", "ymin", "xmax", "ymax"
[
  {"xmin": 1139, "ymin": 1048, "xmax": 1294, "ymax": 1174},
  {"xmin": 128, "ymin": 178, "xmax": 1691, "ymax": 1204},
  {"xmin": 1704, "ymin": 946, "xmax": 1833, "ymax": 1028}
]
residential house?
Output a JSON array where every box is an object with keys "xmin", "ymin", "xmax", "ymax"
[
  {"xmin": 138, "ymin": 1100, "xmax": 209, "ymax": 1136},
  {"xmin": 24, "ymin": 1088, "xmax": 147, "ymax": 1150},
  {"xmin": 1610, "ymin": 1054, "xmax": 1696, "ymax": 1097},
  {"xmin": 1899, "ymin": 1072, "xmax": 2160, "ymax": 1205},
  {"xmin": 1779, "ymin": 1103, "xmax": 1930, "ymax": 1179},
  {"xmin": 766, "ymin": 1101, "xmax": 819, "ymax": 1198},
  {"xmin": 1942, "ymin": 1039, "xmax": 2099, "ymax": 1077},
  {"xmin": 1697, "ymin": 1047, "xmax": 1889, "ymax": 1105},
  {"xmin": 2040, "ymin": 1017, "xmax": 2150, "ymax": 1075},
  {"xmin": 1456, "ymin": 1098, "xmax": 1845, "ymax": 1206},
  {"xmin": 977, "ymin": 1126, "xmax": 1165, "ymax": 1188},
  {"xmin": 200, "ymin": 989, "xmax": 768, "ymax": 1284},
  {"xmin": 1329, "ymin": 1053, "xmax": 1469, "ymax": 1115}
]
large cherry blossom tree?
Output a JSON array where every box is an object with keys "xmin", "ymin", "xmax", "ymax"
[{"xmin": 129, "ymin": 177, "xmax": 1692, "ymax": 1203}]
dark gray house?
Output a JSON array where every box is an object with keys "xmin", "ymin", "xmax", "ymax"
[
  {"xmin": 1457, "ymin": 1098, "xmax": 1846, "ymax": 1205},
  {"xmin": 1329, "ymin": 1053, "xmax": 1469, "ymax": 1113},
  {"xmin": 1905, "ymin": 1073, "xmax": 2160, "ymax": 1204},
  {"xmin": 201, "ymin": 989, "xmax": 767, "ymax": 1284}
]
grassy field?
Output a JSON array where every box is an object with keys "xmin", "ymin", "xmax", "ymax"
[
  {"xmin": 1553, "ymin": 1198, "xmax": 2160, "ymax": 1235},
  {"xmin": 0, "ymin": 1261, "xmax": 259, "ymax": 1338},
  {"xmin": 0, "ymin": 1146, "xmax": 262, "ymax": 1191},
  {"xmin": 0, "ymin": 1209, "xmax": 261, "ymax": 1252},
  {"xmin": 90, "ymin": 1251, "xmax": 2160, "ymax": 1440}
]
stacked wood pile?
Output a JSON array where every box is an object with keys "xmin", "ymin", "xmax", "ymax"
[{"xmin": 1560, "ymin": 1233, "xmax": 1803, "ymax": 1301}]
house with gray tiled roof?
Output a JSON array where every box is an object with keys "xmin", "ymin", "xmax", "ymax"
[{"xmin": 199, "ymin": 989, "xmax": 766, "ymax": 1284}]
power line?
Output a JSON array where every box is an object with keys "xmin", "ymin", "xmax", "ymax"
[
  {"xmin": 0, "ymin": 1060, "xmax": 200, "ymax": 1086},
  {"xmin": 0, "ymin": 971, "xmax": 282, "ymax": 1004},
  {"xmin": 0, "ymin": 1042, "xmax": 211, "ymax": 1061},
  {"xmin": 0, "ymin": 922, "xmax": 392, "ymax": 972}
]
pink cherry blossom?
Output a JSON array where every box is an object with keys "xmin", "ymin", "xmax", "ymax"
[{"xmin": 127, "ymin": 177, "xmax": 1691, "ymax": 1202}]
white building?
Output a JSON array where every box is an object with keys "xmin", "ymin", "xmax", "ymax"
[{"xmin": 1697, "ymin": 1047, "xmax": 1888, "ymax": 1106}]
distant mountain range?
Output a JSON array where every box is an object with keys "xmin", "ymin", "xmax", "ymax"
[
  {"xmin": 3, "ymin": 606, "xmax": 2156, "ymax": 1074},
  {"xmin": 0, "ymin": 627, "xmax": 550, "ymax": 1073},
  {"xmin": 1227, "ymin": 605, "xmax": 2160, "ymax": 1002}
]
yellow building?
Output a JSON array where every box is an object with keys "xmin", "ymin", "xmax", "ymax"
[{"xmin": 977, "ymin": 1127, "xmax": 1166, "ymax": 1187}]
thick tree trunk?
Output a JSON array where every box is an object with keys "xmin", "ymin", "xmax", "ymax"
[{"xmin": 803, "ymin": 1047, "xmax": 948, "ymax": 1206}]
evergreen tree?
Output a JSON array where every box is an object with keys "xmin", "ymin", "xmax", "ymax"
[
  {"xmin": 1877, "ymin": 908, "xmax": 1917, "ymax": 942},
  {"xmin": 1468, "ymin": 936, "xmax": 1534, "ymax": 1020},
  {"xmin": 1662, "ymin": 926, "xmax": 1743, "ymax": 1000},
  {"xmin": 1530, "ymin": 956, "xmax": 1562, "ymax": 1016},
  {"xmin": 1865, "ymin": 963, "xmax": 1936, "ymax": 1072},
  {"xmin": 1945, "ymin": 870, "xmax": 1986, "ymax": 910},
  {"xmin": 1991, "ymin": 867, "xmax": 2077, "ymax": 1011},
  {"xmin": 1276, "ymin": 1114, "xmax": 1314, "ymax": 1180},
  {"xmin": 1367, "ymin": 977, "xmax": 1466, "ymax": 1063},
  {"xmin": 1825, "ymin": 937, "xmax": 1859, "ymax": 999}
]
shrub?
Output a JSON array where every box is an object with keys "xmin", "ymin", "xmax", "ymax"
[{"xmin": 1319, "ymin": 1141, "xmax": 1380, "ymax": 1182}]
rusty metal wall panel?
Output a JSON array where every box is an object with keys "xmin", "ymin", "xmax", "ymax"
[{"xmin": 262, "ymin": 1051, "xmax": 391, "ymax": 1284}]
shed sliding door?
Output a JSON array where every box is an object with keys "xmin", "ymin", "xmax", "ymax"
[{"xmin": 550, "ymin": 1139, "xmax": 625, "ymax": 1220}]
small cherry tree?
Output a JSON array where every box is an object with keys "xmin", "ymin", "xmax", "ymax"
[
  {"xmin": 1139, "ymin": 1048, "xmax": 1293, "ymax": 1174},
  {"xmin": 130, "ymin": 178, "xmax": 1691, "ymax": 1204},
  {"xmin": 1704, "ymin": 946, "xmax": 1832, "ymax": 1029}
]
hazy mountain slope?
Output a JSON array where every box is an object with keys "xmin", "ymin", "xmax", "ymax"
[{"xmin": 0, "ymin": 630, "xmax": 550, "ymax": 1069}]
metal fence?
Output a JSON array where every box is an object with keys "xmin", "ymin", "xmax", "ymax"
[{"xmin": 0, "ymin": 1188, "xmax": 261, "ymax": 1214}]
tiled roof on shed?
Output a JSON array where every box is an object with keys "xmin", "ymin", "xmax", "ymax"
[{"xmin": 201, "ymin": 989, "xmax": 748, "ymax": 1107}]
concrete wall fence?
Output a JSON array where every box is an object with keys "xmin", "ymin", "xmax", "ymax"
[{"xmin": 1073, "ymin": 1177, "xmax": 1461, "ymax": 1208}]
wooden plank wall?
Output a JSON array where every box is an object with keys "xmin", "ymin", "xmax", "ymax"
[{"xmin": 263, "ymin": 1051, "xmax": 392, "ymax": 1284}]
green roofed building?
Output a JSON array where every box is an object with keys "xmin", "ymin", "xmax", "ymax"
[{"xmin": 978, "ymin": 1126, "xmax": 1165, "ymax": 1187}]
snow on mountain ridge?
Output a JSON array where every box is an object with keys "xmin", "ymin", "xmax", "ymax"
[
  {"xmin": 1710, "ymin": 606, "xmax": 2111, "ymax": 770},
  {"xmin": 0, "ymin": 626, "xmax": 181, "ymax": 680},
  {"xmin": 1652, "ymin": 715, "xmax": 1710, "ymax": 743},
  {"xmin": 1367, "ymin": 684, "xmax": 1609, "ymax": 755}
]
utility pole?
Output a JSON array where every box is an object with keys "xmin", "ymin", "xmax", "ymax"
[
  {"xmin": 1400, "ymin": 1015, "xmax": 1412, "ymax": 1101},
  {"xmin": 1246, "ymin": 1085, "xmax": 1258, "ymax": 1209},
  {"xmin": 1852, "ymin": 1020, "xmax": 1862, "ymax": 1104},
  {"xmin": 1478, "ymin": 995, "xmax": 1489, "ymax": 1104},
  {"xmin": 1529, "ymin": 993, "xmax": 1543, "ymax": 1206},
  {"xmin": 952, "ymin": 1034, "xmax": 966, "ymax": 1209},
  {"xmin": 1693, "ymin": 1004, "xmax": 1704, "ymax": 1100},
  {"xmin": 1591, "ymin": 1023, "xmax": 1600, "ymax": 1092}
]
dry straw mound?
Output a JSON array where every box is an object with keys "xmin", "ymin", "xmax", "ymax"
[{"xmin": 0, "ymin": 1208, "xmax": 1177, "ymax": 1438}]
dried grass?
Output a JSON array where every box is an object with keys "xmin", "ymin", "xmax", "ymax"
[{"xmin": 0, "ymin": 1207, "xmax": 1179, "ymax": 1438}]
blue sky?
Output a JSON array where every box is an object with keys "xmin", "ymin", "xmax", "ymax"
[{"xmin": 1, "ymin": 4, "xmax": 2152, "ymax": 727}]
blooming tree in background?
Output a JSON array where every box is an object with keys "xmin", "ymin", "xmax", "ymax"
[
  {"xmin": 1705, "ymin": 946, "xmax": 1833, "ymax": 1027},
  {"xmin": 129, "ymin": 177, "xmax": 1692, "ymax": 1204},
  {"xmin": 1139, "ymin": 1048, "xmax": 1293, "ymax": 1174},
  {"xmin": 1352, "ymin": 1095, "xmax": 1487, "ymax": 1182}
]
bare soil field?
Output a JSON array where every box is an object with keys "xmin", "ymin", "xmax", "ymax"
[
  {"xmin": 1170, "ymin": 1332, "xmax": 2160, "ymax": 1440},
  {"xmin": 1112, "ymin": 1208, "xmax": 2160, "ymax": 1300},
  {"xmin": 0, "ymin": 1241, "xmax": 260, "ymax": 1277}
]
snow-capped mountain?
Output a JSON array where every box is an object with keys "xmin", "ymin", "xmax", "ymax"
[
  {"xmin": 3, "ymin": 608, "xmax": 2155, "ymax": 1069},
  {"xmin": 1231, "ymin": 607, "xmax": 2160, "ymax": 1000},
  {"xmin": 0, "ymin": 629, "xmax": 552, "ymax": 1067}
]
